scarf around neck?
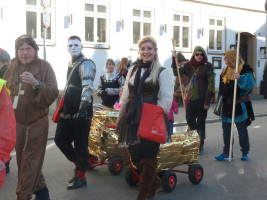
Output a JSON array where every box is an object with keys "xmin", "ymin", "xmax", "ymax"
[
  {"xmin": 126, "ymin": 59, "xmax": 153, "ymax": 134},
  {"xmin": 190, "ymin": 57, "xmax": 207, "ymax": 66},
  {"xmin": 221, "ymin": 50, "xmax": 244, "ymax": 81}
]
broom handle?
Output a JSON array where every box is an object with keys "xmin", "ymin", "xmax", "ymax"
[
  {"xmin": 171, "ymin": 39, "xmax": 186, "ymax": 117},
  {"xmin": 229, "ymin": 32, "xmax": 240, "ymax": 162}
]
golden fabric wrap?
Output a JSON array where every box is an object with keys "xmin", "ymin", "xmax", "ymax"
[
  {"xmin": 88, "ymin": 105, "xmax": 127, "ymax": 161},
  {"xmin": 89, "ymin": 105, "xmax": 200, "ymax": 170},
  {"xmin": 157, "ymin": 131, "xmax": 200, "ymax": 171}
]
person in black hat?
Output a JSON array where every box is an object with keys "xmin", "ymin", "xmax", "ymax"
[
  {"xmin": 171, "ymin": 51, "xmax": 188, "ymax": 76},
  {"xmin": 171, "ymin": 51, "xmax": 189, "ymax": 90}
]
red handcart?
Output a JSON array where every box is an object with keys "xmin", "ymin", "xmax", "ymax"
[
  {"xmin": 124, "ymin": 131, "xmax": 204, "ymax": 192},
  {"xmin": 88, "ymin": 104, "xmax": 129, "ymax": 175}
]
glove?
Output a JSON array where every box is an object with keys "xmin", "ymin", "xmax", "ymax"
[
  {"xmin": 100, "ymin": 90, "xmax": 107, "ymax": 97},
  {"xmin": 100, "ymin": 90, "xmax": 108, "ymax": 102},
  {"xmin": 76, "ymin": 100, "xmax": 93, "ymax": 120}
]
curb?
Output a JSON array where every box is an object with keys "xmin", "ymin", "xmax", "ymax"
[
  {"xmin": 173, "ymin": 112, "xmax": 267, "ymax": 127},
  {"xmin": 47, "ymin": 112, "xmax": 267, "ymax": 140}
]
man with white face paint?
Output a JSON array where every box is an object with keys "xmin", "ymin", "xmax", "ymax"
[{"xmin": 55, "ymin": 35, "xmax": 96, "ymax": 189}]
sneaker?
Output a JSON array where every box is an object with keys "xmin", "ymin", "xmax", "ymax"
[
  {"xmin": 215, "ymin": 153, "xmax": 234, "ymax": 161},
  {"xmin": 241, "ymin": 153, "xmax": 249, "ymax": 161}
]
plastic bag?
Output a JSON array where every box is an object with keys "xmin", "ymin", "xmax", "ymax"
[{"xmin": 138, "ymin": 103, "xmax": 166, "ymax": 144}]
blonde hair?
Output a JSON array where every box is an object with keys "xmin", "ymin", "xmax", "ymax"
[
  {"xmin": 117, "ymin": 57, "xmax": 128, "ymax": 72},
  {"xmin": 138, "ymin": 35, "xmax": 162, "ymax": 84}
]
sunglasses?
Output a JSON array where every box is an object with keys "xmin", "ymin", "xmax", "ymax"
[{"xmin": 195, "ymin": 53, "xmax": 204, "ymax": 57}]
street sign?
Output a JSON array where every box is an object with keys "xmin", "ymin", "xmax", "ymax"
[
  {"xmin": 43, "ymin": 0, "xmax": 50, "ymax": 8},
  {"xmin": 43, "ymin": 9, "xmax": 50, "ymax": 28}
]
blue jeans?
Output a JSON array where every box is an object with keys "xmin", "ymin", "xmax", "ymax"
[
  {"xmin": 222, "ymin": 121, "xmax": 250, "ymax": 154},
  {"xmin": 169, "ymin": 120, "xmax": 174, "ymax": 135}
]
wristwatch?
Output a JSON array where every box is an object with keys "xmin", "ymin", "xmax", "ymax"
[{"xmin": 33, "ymin": 80, "xmax": 40, "ymax": 90}]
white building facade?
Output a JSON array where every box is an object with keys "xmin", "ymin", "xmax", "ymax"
[{"xmin": 0, "ymin": 0, "xmax": 266, "ymax": 94}]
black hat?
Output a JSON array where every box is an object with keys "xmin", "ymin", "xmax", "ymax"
[{"xmin": 177, "ymin": 53, "xmax": 186, "ymax": 62}]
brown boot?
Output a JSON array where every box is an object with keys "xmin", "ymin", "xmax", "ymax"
[
  {"xmin": 137, "ymin": 159, "xmax": 158, "ymax": 200},
  {"xmin": 137, "ymin": 193, "xmax": 147, "ymax": 200},
  {"xmin": 133, "ymin": 161, "xmax": 143, "ymax": 173},
  {"xmin": 147, "ymin": 175, "xmax": 161, "ymax": 199}
]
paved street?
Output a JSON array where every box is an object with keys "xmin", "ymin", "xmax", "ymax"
[{"xmin": 1, "ymin": 99, "xmax": 267, "ymax": 200}]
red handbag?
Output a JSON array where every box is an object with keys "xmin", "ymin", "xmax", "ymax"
[
  {"xmin": 52, "ymin": 95, "xmax": 65, "ymax": 123},
  {"xmin": 138, "ymin": 103, "xmax": 167, "ymax": 144}
]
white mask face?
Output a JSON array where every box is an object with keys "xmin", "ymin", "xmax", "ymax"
[{"xmin": 67, "ymin": 39, "xmax": 82, "ymax": 57}]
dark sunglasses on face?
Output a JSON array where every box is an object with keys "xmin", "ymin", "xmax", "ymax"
[{"xmin": 195, "ymin": 53, "xmax": 204, "ymax": 57}]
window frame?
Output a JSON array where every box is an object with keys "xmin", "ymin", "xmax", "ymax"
[
  {"xmin": 26, "ymin": 0, "xmax": 55, "ymax": 45},
  {"xmin": 208, "ymin": 16, "xmax": 225, "ymax": 54},
  {"xmin": 84, "ymin": 0, "xmax": 110, "ymax": 48},
  {"xmin": 172, "ymin": 11, "xmax": 192, "ymax": 52},
  {"xmin": 131, "ymin": 6, "xmax": 154, "ymax": 49}
]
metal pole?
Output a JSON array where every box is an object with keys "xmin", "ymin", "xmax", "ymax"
[
  {"xmin": 43, "ymin": 26, "xmax": 46, "ymax": 61},
  {"xmin": 229, "ymin": 32, "xmax": 240, "ymax": 162}
]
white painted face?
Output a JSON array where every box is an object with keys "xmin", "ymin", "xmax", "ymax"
[{"xmin": 68, "ymin": 39, "xmax": 82, "ymax": 57}]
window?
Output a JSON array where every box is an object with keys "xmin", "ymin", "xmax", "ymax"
[
  {"xmin": 26, "ymin": 0, "xmax": 54, "ymax": 43},
  {"xmin": 85, "ymin": 2, "xmax": 109, "ymax": 46},
  {"xmin": 172, "ymin": 12, "xmax": 191, "ymax": 51},
  {"xmin": 208, "ymin": 17, "xmax": 225, "ymax": 53},
  {"xmin": 132, "ymin": 8, "xmax": 153, "ymax": 45}
]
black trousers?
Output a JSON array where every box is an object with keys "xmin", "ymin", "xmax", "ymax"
[
  {"xmin": 186, "ymin": 100, "xmax": 207, "ymax": 139},
  {"xmin": 55, "ymin": 117, "xmax": 91, "ymax": 170},
  {"xmin": 128, "ymin": 138, "xmax": 160, "ymax": 164}
]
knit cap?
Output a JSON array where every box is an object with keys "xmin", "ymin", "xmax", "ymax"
[
  {"xmin": 0, "ymin": 48, "xmax": 10, "ymax": 63},
  {"xmin": 177, "ymin": 53, "xmax": 186, "ymax": 62}
]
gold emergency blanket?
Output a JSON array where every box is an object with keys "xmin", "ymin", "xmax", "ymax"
[
  {"xmin": 157, "ymin": 131, "xmax": 200, "ymax": 170},
  {"xmin": 89, "ymin": 105, "xmax": 200, "ymax": 170},
  {"xmin": 88, "ymin": 106, "xmax": 127, "ymax": 161}
]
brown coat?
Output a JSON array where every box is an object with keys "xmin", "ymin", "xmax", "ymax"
[
  {"xmin": 4, "ymin": 58, "xmax": 58, "ymax": 200},
  {"xmin": 4, "ymin": 58, "xmax": 58, "ymax": 126}
]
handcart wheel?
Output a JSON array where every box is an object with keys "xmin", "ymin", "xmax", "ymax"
[
  {"xmin": 161, "ymin": 170, "xmax": 177, "ymax": 192},
  {"xmin": 125, "ymin": 168, "xmax": 139, "ymax": 186},
  {"xmin": 188, "ymin": 164, "xmax": 204, "ymax": 185},
  {"xmin": 88, "ymin": 155, "xmax": 98, "ymax": 170},
  {"xmin": 108, "ymin": 156, "xmax": 124, "ymax": 175}
]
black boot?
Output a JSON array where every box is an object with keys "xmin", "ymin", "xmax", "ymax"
[
  {"xmin": 69, "ymin": 168, "xmax": 78, "ymax": 183},
  {"xmin": 199, "ymin": 139, "xmax": 204, "ymax": 155},
  {"xmin": 34, "ymin": 187, "xmax": 50, "ymax": 200},
  {"xmin": 197, "ymin": 129, "xmax": 205, "ymax": 155},
  {"xmin": 67, "ymin": 177, "xmax": 87, "ymax": 190}
]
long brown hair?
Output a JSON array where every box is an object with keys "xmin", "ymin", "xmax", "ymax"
[{"xmin": 117, "ymin": 57, "xmax": 128, "ymax": 72}]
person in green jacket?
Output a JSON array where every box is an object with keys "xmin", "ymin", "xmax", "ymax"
[{"xmin": 172, "ymin": 46, "xmax": 215, "ymax": 154}]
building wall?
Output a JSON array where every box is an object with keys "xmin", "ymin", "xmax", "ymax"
[{"xmin": 0, "ymin": 0, "xmax": 266, "ymax": 92}]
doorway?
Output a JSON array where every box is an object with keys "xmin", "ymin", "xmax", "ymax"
[{"xmin": 235, "ymin": 32, "xmax": 257, "ymax": 94}]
